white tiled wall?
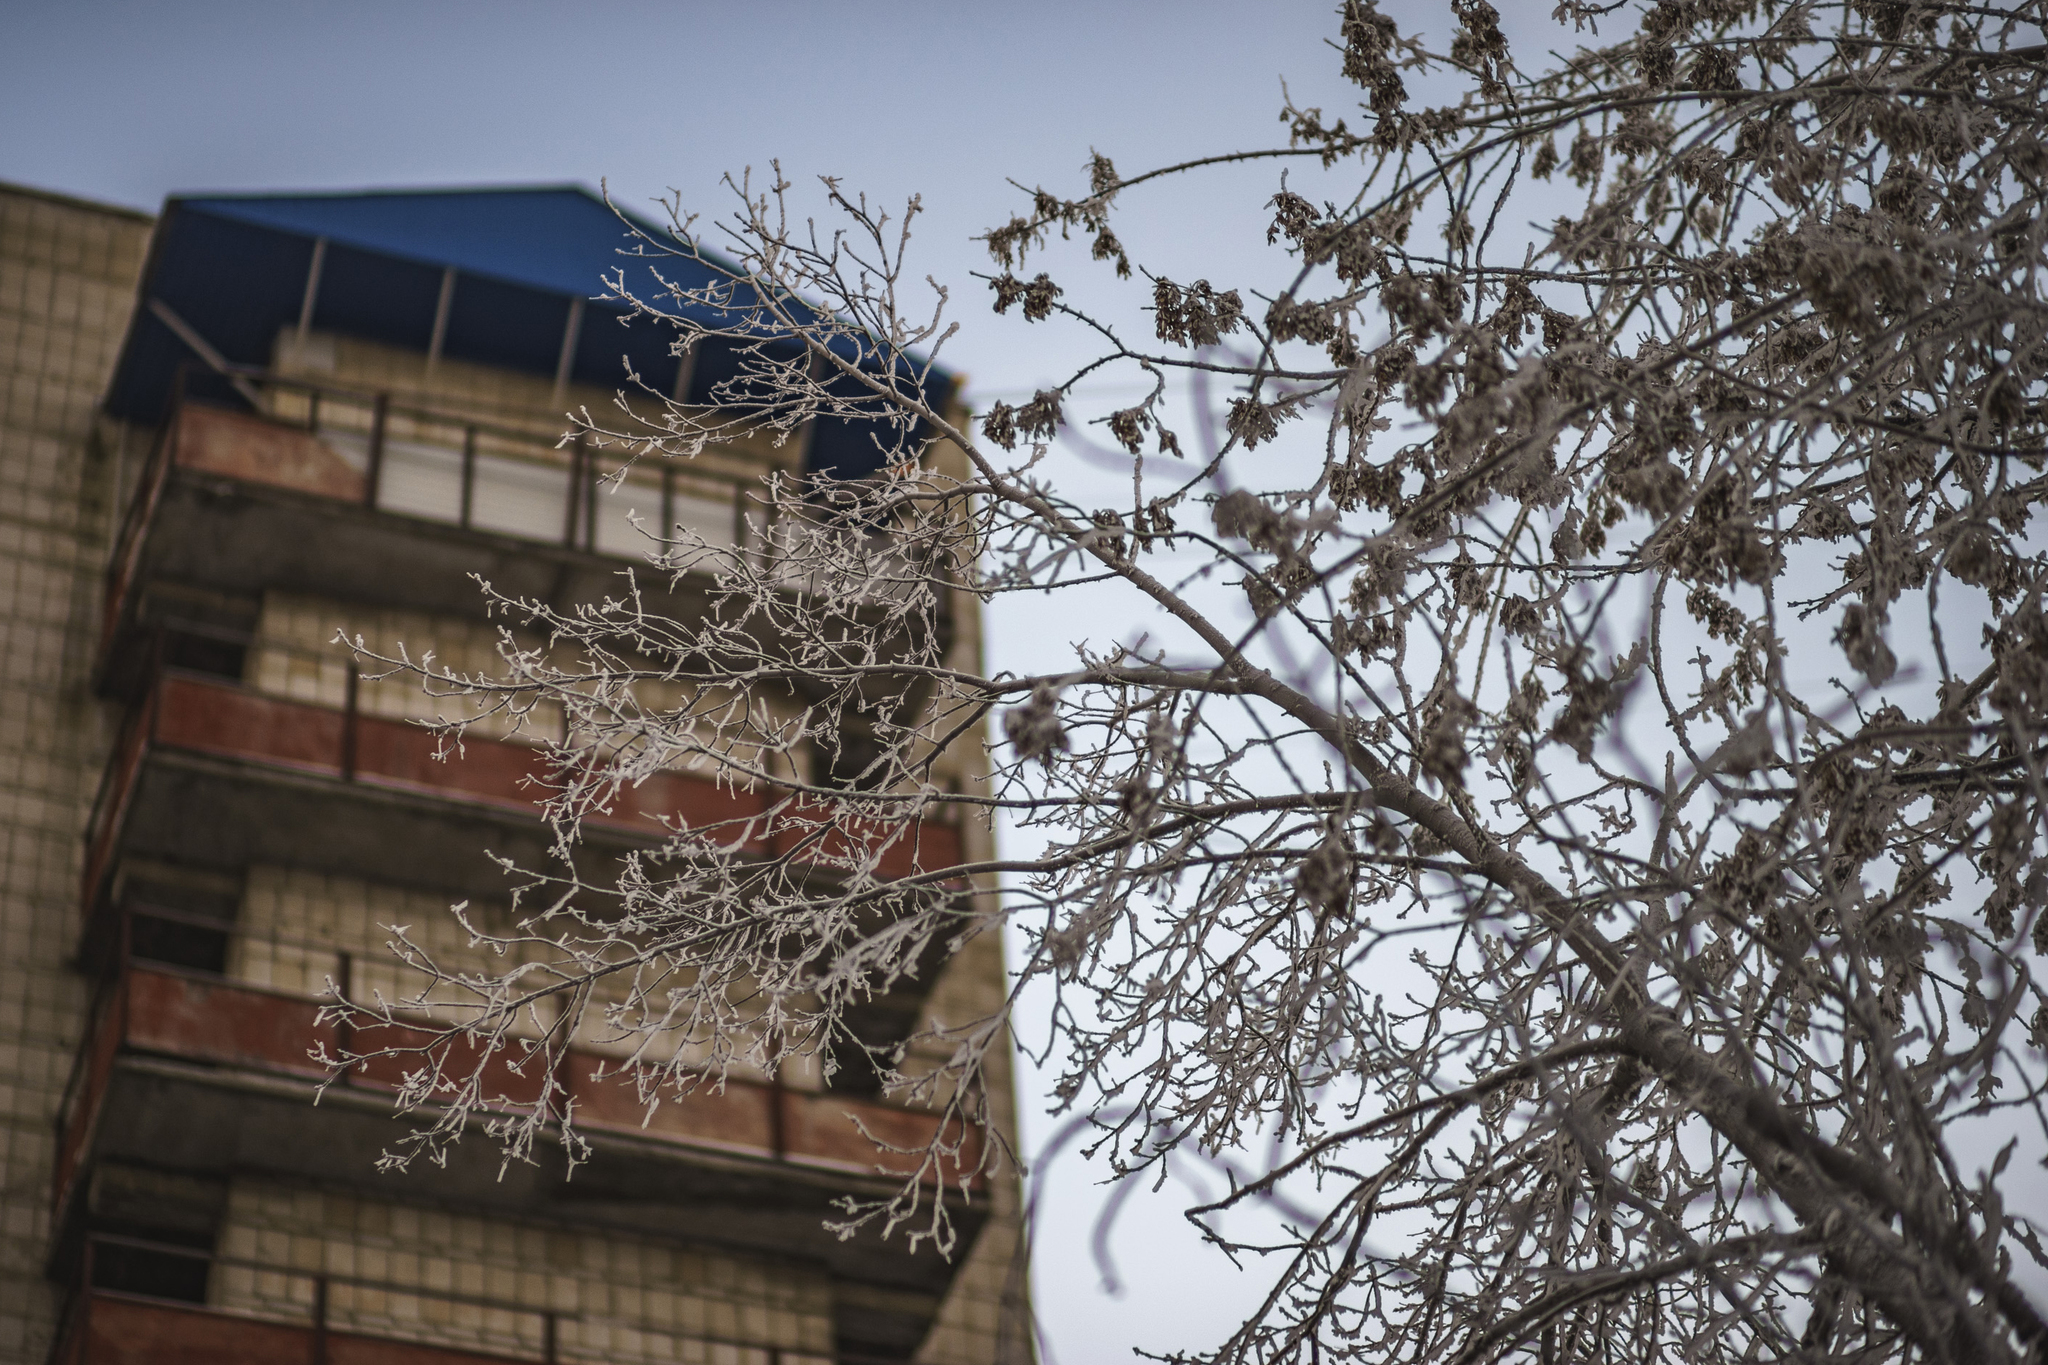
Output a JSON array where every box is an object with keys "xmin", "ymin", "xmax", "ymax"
[
  {"xmin": 0, "ymin": 183, "xmax": 150, "ymax": 1361},
  {"xmin": 213, "ymin": 1178, "xmax": 835, "ymax": 1365},
  {"xmin": 231, "ymin": 863, "xmax": 801, "ymax": 1085}
]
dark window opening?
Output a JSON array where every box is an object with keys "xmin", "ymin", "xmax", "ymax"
[
  {"xmin": 118, "ymin": 865, "xmax": 241, "ymax": 976},
  {"xmin": 136, "ymin": 582, "xmax": 260, "ymax": 682},
  {"xmin": 126, "ymin": 910, "xmax": 230, "ymax": 976},
  {"xmin": 812, "ymin": 731, "xmax": 893, "ymax": 793},
  {"xmin": 824, "ymin": 1034, "xmax": 887, "ymax": 1097},
  {"xmin": 89, "ymin": 1233, "xmax": 212, "ymax": 1304},
  {"xmin": 834, "ymin": 1333, "xmax": 919, "ymax": 1365},
  {"xmin": 824, "ymin": 991, "xmax": 931, "ymax": 1098},
  {"xmin": 160, "ymin": 628, "xmax": 247, "ymax": 681}
]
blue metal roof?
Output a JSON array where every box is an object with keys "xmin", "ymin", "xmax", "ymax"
[
  {"xmin": 103, "ymin": 184, "xmax": 954, "ymax": 481},
  {"xmin": 183, "ymin": 185, "xmax": 685, "ymax": 300}
]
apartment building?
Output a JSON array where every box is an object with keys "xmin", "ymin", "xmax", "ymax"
[{"xmin": 0, "ymin": 181, "xmax": 1025, "ymax": 1365}]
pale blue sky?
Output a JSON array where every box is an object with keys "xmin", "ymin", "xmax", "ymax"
[
  {"xmin": 3, "ymin": 3, "xmax": 1446, "ymax": 1358},
  {"xmin": 5, "ymin": 0, "xmax": 1368, "ymax": 399}
]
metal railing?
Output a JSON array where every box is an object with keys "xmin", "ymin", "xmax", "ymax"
[
  {"xmin": 101, "ymin": 364, "xmax": 954, "ymax": 704},
  {"xmin": 77, "ymin": 627, "xmax": 565, "ymax": 922},
  {"xmin": 65, "ymin": 1231, "xmax": 572, "ymax": 1364},
  {"xmin": 78, "ymin": 628, "xmax": 966, "ymax": 931},
  {"xmin": 105, "ymin": 364, "xmax": 780, "ymax": 631},
  {"xmin": 56, "ymin": 1231, "xmax": 826, "ymax": 1365},
  {"xmin": 260, "ymin": 366, "xmax": 764, "ymax": 556},
  {"xmin": 57, "ymin": 896, "xmax": 982, "ymax": 1164}
]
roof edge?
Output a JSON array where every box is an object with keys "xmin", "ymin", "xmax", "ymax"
[
  {"xmin": 171, "ymin": 181, "xmax": 680, "ymax": 251},
  {"xmin": 0, "ymin": 178, "xmax": 155, "ymax": 224}
]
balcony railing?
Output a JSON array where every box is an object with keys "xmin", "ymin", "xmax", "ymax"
[
  {"xmin": 53, "ymin": 1234, "xmax": 828, "ymax": 1365},
  {"xmin": 106, "ymin": 367, "xmax": 774, "ymax": 648},
  {"xmin": 103, "ymin": 367, "xmax": 945, "ymax": 680},
  {"xmin": 54, "ymin": 934, "xmax": 986, "ymax": 1228},
  {"xmin": 80, "ymin": 648, "xmax": 965, "ymax": 920}
]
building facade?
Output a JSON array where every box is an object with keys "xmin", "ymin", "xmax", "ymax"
[{"xmin": 0, "ymin": 181, "xmax": 1026, "ymax": 1365}]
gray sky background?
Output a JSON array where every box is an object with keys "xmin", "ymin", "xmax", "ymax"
[{"xmin": 1, "ymin": 3, "xmax": 1477, "ymax": 1358}]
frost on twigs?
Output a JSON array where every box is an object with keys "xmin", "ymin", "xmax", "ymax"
[{"xmin": 334, "ymin": 4, "xmax": 2048, "ymax": 1362}]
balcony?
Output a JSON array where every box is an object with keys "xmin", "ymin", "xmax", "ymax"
[
  {"xmin": 99, "ymin": 371, "xmax": 950, "ymax": 703},
  {"xmin": 81, "ymin": 655, "xmax": 966, "ymax": 923},
  {"xmin": 101, "ymin": 370, "xmax": 774, "ymax": 697},
  {"xmin": 53, "ymin": 947, "xmax": 988, "ymax": 1352},
  {"xmin": 57, "ymin": 957, "xmax": 985, "ymax": 1201},
  {"xmin": 54, "ymin": 1234, "xmax": 830, "ymax": 1365}
]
